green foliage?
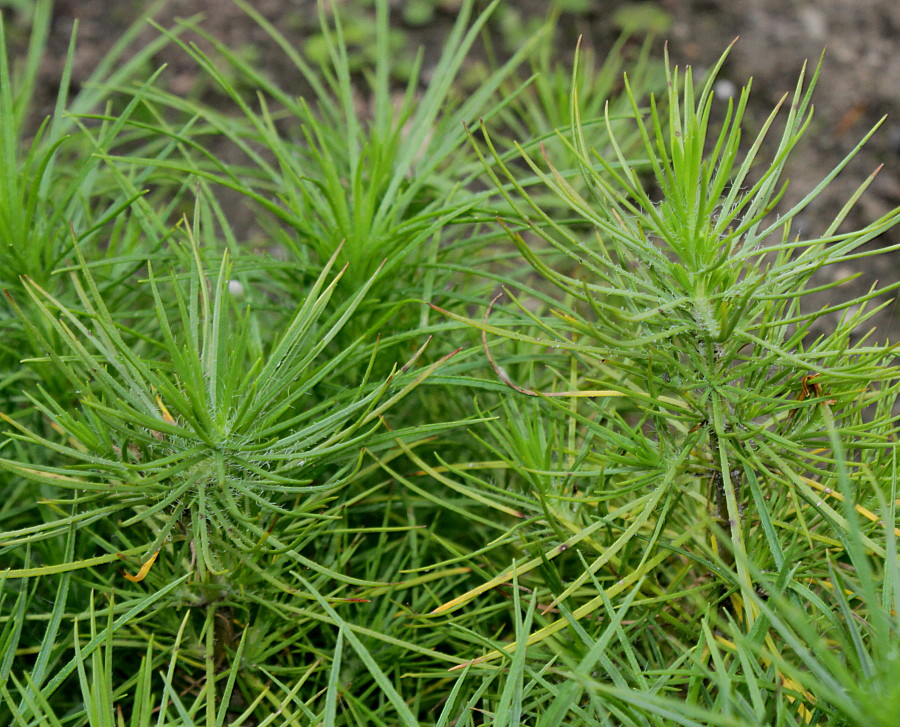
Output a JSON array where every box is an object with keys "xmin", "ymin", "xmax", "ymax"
[
  {"xmin": 1, "ymin": 1, "xmax": 898, "ymax": 725},
  {"xmin": 0, "ymin": 0, "xmax": 196, "ymax": 408},
  {"xmin": 613, "ymin": 2, "xmax": 673, "ymax": 35},
  {"xmin": 112, "ymin": 0, "xmax": 539, "ymax": 299},
  {"xmin": 2, "ymin": 223, "xmax": 448, "ymax": 578}
]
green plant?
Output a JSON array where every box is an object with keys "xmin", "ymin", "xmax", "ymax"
[
  {"xmin": 1, "ymin": 2, "xmax": 898, "ymax": 724},
  {"xmin": 109, "ymin": 0, "xmax": 539, "ymax": 301},
  {"xmin": 427, "ymin": 42, "xmax": 899, "ymax": 722},
  {"xmin": 0, "ymin": 0, "xmax": 197, "ymax": 408},
  {"xmin": 2, "ymin": 220, "xmax": 450, "ymax": 569},
  {"xmin": 494, "ymin": 30, "xmax": 663, "ymax": 217}
]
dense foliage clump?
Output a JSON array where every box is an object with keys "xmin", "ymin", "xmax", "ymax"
[{"xmin": 1, "ymin": 2, "xmax": 898, "ymax": 725}]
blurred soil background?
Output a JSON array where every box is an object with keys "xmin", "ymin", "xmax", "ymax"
[{"xmin": 5, "ymin": 0, "xmax": 900, "ymax": 341}]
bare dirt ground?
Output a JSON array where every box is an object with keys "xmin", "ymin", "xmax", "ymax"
[{"xmin": 11, "ymin": 0, "xmax": 900, "ymax": 341}]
